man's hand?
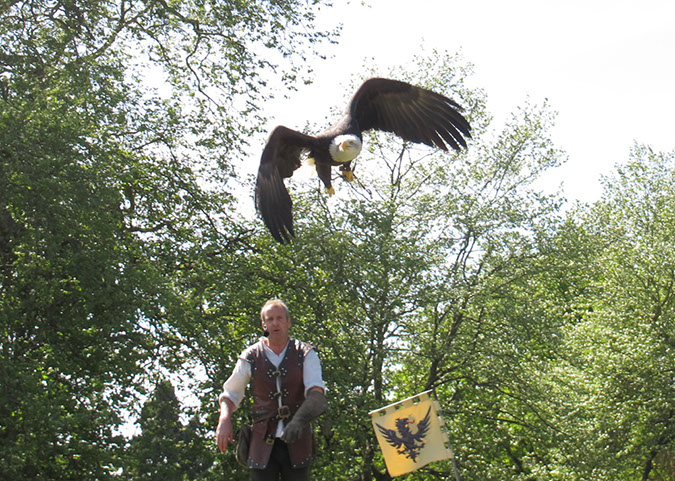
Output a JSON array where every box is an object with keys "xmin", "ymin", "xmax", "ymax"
[
  {"xmin": 280, "ymin": 388, "xmax": 327, "ymax": 444},
  {"xmin": 216, "ymin": 397, "xmax": 236, "ymax": 453},
  {"xmin": 280, "ymin": 416, "xmax": 303, "ymax": 444},
  {"xmin": 216, "ymin": 416, "xmax": 233, "ymax": 453}
]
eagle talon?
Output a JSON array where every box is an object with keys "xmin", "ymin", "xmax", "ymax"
[
  {"xmin": 326, "ymin": 187, "xmax": 335, "ymax": 196},
  {"xmin": 341, "ymin": 170, "xmax": 354, "ymax": 182}
]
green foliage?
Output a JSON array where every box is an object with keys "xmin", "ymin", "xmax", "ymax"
[
  {"xmin": 548, "ymin": 146, "xmax": 675, "ymax": 481},
  {"xmin": 123, "ymin": 379, "xmax": 214, "ymax": 480},
  {"xmin": 1, "ymin": 0, "xmax": 335, "ymax": 479},
  {"xmin": 2, "ymin": 4, "xmax": 673, "ymax": 479}
]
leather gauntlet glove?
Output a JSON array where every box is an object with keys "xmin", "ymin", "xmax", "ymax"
[{"xmin": 280, "ymin": 390, "xmax": 328, "ymax": 444}]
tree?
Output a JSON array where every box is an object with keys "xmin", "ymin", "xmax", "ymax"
[
  {"xmin": 124, "ymin": 380, "xmax": 184, "ymax": 480},
  {"xmin": 123, "ymin": 379, "xmax": 214, "ymax": 480},
  {"xmin": 0, "ymin": 1, "xmax": 336, "ymax": 478},
  {"xmin": 547, "ymin": 145, "xmax": 675, "ymax": 480}
]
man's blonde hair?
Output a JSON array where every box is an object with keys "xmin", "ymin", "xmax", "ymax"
[{"xmin": 260, "ymin": 299, "xmax": 290, "ymax": 322}]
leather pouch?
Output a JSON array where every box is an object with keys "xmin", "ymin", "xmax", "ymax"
[{"xmin": 235, "ymin": 425, "xmax": 251, "ymax": 467}]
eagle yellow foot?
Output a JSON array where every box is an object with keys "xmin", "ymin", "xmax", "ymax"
[
  {"xmin": 341, "ymin": 170, "xmax": 354, "ymax": 182},
  {"xmin": 326, "ymin": 187, "xmax": 335, "ymax": 196}
]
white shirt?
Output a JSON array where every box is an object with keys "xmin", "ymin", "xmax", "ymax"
[{"xmin": 219, "ymin": 338, "xmax": 326, "ymax": 436}]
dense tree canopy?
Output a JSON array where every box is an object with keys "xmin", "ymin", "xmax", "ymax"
[
  {"xmin": 1, "ymin": 2, "xmax": 673, "ymax": 480},
  {"xmin": 549, "ymin": 146, "xmax": 675, "ymax": 481},
  {"xmin": 1, "ymin": 0, "xmax": 335, "ymax": 478}
]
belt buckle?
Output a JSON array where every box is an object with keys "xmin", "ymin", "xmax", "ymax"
[{"xmin": 277, "ymin": 405, "xmax": 291, "ymax": 420}]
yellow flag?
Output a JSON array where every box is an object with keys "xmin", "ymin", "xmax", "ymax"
[{"xmin": 370, "ymin": 390, "xmax": 454, "ymax": 477}]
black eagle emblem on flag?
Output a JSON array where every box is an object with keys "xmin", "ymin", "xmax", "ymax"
[{"xmin": 375, "ymin": 407, "xmax": 432, "ymax": 462}]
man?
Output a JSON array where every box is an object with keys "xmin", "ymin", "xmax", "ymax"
[{"xmin": 216, "ymin": 299, "xmax": 327, "ymax": 481}]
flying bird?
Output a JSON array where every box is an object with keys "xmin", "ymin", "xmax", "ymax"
[
  {"xmin": 255, "ymin": 77, "xmax": 472, "ymax": 243},
  {"xmin": 375, "ymin": 407, "xmax": 432, "ymax": 463}
]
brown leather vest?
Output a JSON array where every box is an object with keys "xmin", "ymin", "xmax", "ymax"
[{"xmin": 243, "ymin": 338, "xmax": 315, "ymax": 469}]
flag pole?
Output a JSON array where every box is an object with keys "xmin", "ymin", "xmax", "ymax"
[{"xmin": 448, "ymin": 440, "xmax": 462, "ymax": 481}]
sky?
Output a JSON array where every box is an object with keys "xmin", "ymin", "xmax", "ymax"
[{"xmin": 261, "ymin": 0, "xmax": 675, "ymax": 204}]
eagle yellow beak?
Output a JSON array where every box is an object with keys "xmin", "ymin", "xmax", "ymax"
[{"xmin": 340, "ymin": 141, "xmax": 349, "ymax": 151}]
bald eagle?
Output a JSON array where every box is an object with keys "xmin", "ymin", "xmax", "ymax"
[{"xmin": 255, "ymin": 77, "xmax": 472, "ymax": 243}]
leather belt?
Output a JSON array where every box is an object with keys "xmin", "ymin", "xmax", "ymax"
[{"xmin": 252, "ymin": 405, "xmax": 292, "ymax": 423}]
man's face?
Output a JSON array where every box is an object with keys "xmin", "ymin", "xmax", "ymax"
[{"xmin": 262, "ymin": 304, "xmax": 291, "ymax": 340}]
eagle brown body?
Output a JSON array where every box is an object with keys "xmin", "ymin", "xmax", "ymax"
[{"xmin": 255, "ymin": 77, "xmax": 472, "ymax": 243}]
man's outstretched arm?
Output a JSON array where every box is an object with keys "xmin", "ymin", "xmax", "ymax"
[{"xmin": 216, "ymin": 396, "xmax": 237, "ymax": 453}]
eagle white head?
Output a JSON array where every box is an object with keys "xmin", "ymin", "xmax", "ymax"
[{"xmin": 329, "ymin": 134, "xmax": 362, "ymax": 163}]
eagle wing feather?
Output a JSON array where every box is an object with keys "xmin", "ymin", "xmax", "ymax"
[
  {"xmin": 255, "ymin": 126, "xmax": 316, "ymax": 243},
  {"xmin": 349, "ymin": 78, "xmax": 471, "ymax": 151}
]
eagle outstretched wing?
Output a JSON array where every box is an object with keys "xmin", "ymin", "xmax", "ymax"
[
  {"xmin": 255, "ymin": 126, "xmax": 317, "ymax": 243},
  {"xmin": 349, "ymin": 78, "xmax": 471, "ymax": 152}
]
